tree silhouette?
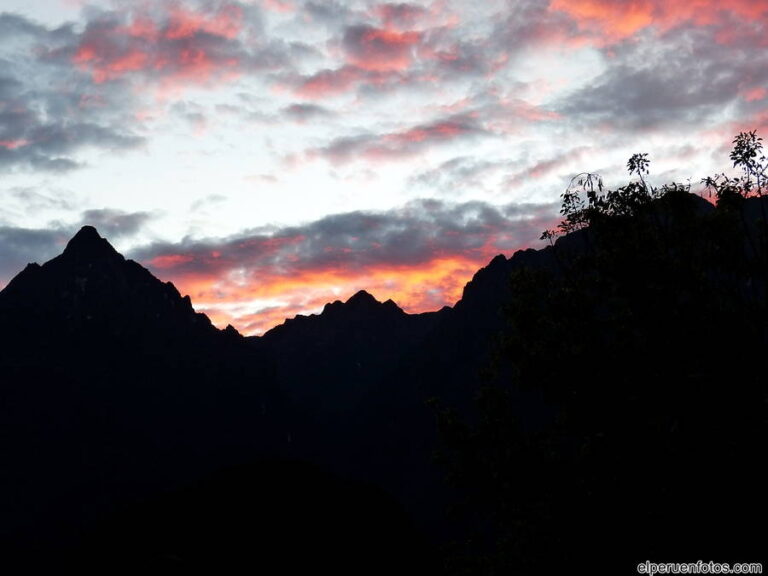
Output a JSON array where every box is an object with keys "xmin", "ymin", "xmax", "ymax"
[
  {"xmin": 730, "ymin": 130, "xmax": 766, "ymax": 194},
  {"xmin": 434, "ymin": 133, "xmax": 768, "ymax": 575}
]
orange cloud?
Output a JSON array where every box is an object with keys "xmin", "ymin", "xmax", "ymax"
[
  {"xmin": 550, "ymin": 0, "xmax": 654, "ymax": 39},
  {"xmin": 550, "ymin": 0, "xmax": 768, "ymax": 42},
  {"xmin": 161, "ymin": 255, "xmax": 486, "ymax": 335},
  {"xmin": 135, "ymin": 201, "xmax": 554, "ymax": 336},
  {"xmin": 150, "ymin": 253, "xmax": 196, "ymax": 267}
]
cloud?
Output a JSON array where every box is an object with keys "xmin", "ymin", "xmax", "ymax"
[
  {"xmin": 549, "ymin": 0, "xmax": 768, "ymax": 42},
  {"xmin": 0, "ymin": 207, "xmax": 154, "ymax": 289},
  {"xmin": 68, "ymin": 3, "xmax": 260, "ymax": 88},
  {"xmin": 291, "ymin": 65, "xmax": 396, "ymax": 99},
  {"xmin": 295, "ymin": 85, "xmax": 560, "ymax": 165},
  {"xmin": 302, "ymin": 1, "xmax": 359, "ymax": 28},
  {"xmin": 0, "ymin": 112, "xmax": 144, "ymax": 172},
  {"xmin": 1, "ymin": 0, "xmax": 764, "ymax": 177},
  {"xmin": 505, "ymin": 147, "xmax": 592, "ymax": 187},
  {"xmin": 0, "ymin": 14, "xmax": 144, "ymax": 172},
  {"xmin": 264, "ymin": 0, "xmax": 297, "ymax": 14},
  {"xmin": 0, "ymin": 1, "xmax": 303, "ymax": 171},
  {"xmin": 282, "ymin": 103, "xmax": 334, "ymax": 122},
  {"xmin": 79, "ymin": 208, "xmax": 155, "ymax": 239},
  {"xmin": 559, "ymin": 25, "xmax": 768, "ymax": 129},
  {"xmin": 341, "ymin": 24, "xmax": 421, "ymax": 72},
  {"xmin": 130, "ymin": 198, "xmax": 557, "ymax": 334},
  {"xmin": 409, "ymin": 156, "xmax": 520, "ymax": 196},
  {"xmin": 373, "ymin": 3, "xmax": 431, "ymax": 30},
  {"xmin": 0, "ymin": 226, "xmax": 67, "ymax": 280},
  {"xmin": 0, "ymin": 207, "xmax": 156, "ymax": 286},
  {"xmin": 2, "ymin": 0, "xmax": 766, "ymax": 336},
  {"xmin": 306, "ymin": 112, "xmax": 487, "ymax": 164}
]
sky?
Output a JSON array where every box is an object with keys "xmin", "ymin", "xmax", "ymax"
[{"xmin": 1, "ymin": 0, "xmax": 766, "ymax": 334}]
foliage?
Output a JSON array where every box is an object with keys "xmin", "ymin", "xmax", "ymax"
[
  {"xmin": 730, "ymin": 130, "xmax": 766, "ymax": 193},
  {"xmin": 436, "ymin": 133, "xmax": 768, "ymax": 574},
  {"xmin": 541, "ymin": 152, "xmax": 671, "ymax": 247}
]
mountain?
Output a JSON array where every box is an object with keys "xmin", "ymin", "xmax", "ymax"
[
  {"xmin": 0, "ymin": 227, "xmax": 429, "ymax": 573},
  {"xmin": 429, "ymin": 192, "xmax": 768, "ymax": 571},
  {"xmin": 0, "ymin": 224, "xmax": 545, "ymax": 570},
  {"xmin": 256, "ymin": 289, "xmax": 439, "ymax": 411},
  {"xmin": 2, "ymin": 192, "xmax": 766, "ymax": 573},
  {"xmin": 251, "ymin": 193, "xmax": 768, "ymax": 571},
  {"xmin": 250, "ymin": 290, "xmax": 445, "ymax": 537}
]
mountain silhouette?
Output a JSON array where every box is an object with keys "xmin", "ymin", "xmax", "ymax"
[
  {"xmin": 257, "ymin": 288, "xmax": 438, "ymax": 409},
  {"xmin": 2, "ymin": 189, "xmax": 767, "ymax": 574},
  {"xmin": 0, "ymin": 224, "xmax": 538, "ymax": 571},
  {"xmin": 0, "ymin": 227, "xmax": 432, "ymax": 573},
  {"xmin": 0, "ymin": 225, "xmax": 222, "ymax": 351}
]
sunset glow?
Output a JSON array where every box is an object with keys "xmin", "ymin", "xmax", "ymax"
[{"xmin": 1, "ymin": 0, "xmax": 766, "ymax": 333}]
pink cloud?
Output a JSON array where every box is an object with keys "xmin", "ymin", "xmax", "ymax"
[
  {"xmin": 744, "ymin": 87, "xmax": 767, "ymax": 102},
  {"xmin": 71, "ymin": 4, "xmax": 246, "ymax": 89},
  {"xmin": 0, "ymin": 140, "xmax": 29, "ymax": 150},
  {"xmin": 374, "ymin": 3, "xmax": 430, "ymax": 29},
  {"xmin": 506, "ymin": 147, "xmax": 591, "ymax": 188},
  {"xmin": 295, "ymin": 66, "xmax": 369, "ymax": 98},
  {"xmin": 307, "ymin": 114, "xmax": 485, "ymax": 164},
  {"xmin": 263, "ymin": 0, "xmax": 296, "ymax": 14},
  {"xmin": 165, "ymin": 4, "xmax": 243, "ymax": 40},
  {"xmin": 384, "ymin": 120, "xmax": 471, "ymax": 145},
  {"xmin": 342, "ymin": 25, "xmax": 421, "ymax": 72}
]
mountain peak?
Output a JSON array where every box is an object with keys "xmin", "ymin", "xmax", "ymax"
[
  {"xmin": 346, "ymin": 290, "xmax": 379, "ymax": 307},
  {"xmin": 62, "ymin": 226, "xmax": 121, "ymax": 262}
]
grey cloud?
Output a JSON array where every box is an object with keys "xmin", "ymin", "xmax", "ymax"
[
  {"xmin": 171, "ymin": 101, "xmax": 209, "ymax": 132},
  {"xmin": 409, "ymin": 156, "xmax": 520, "ymax": 195},
  {"xmin": 560, "ymin": 27, "xmax": 768, "ymax": 129},
  {"xmin": 190, "ymin": 194, "xmax": 228, "ymax": 212},
  {"xmin": 131, "ymin": 198, "xmax": 557, "ymax": 279},
  {"xmin": 0, "ymin": 2, "xmax": 300, "ymax": 172},
  {"xmin": 0, "ymin": 12, "xmax": 53, "ymax": 38},
  {"xmin": 302, "ymin": 1, "xmax": 358, "ymax": 28},
  {"xmin": 61, "ymin": 7, "xmax": 284, "ymax": 79},
  {"xmin": 376, "ymin": 3, "xmax": 429, "ymax": 28},
  {"xmin": 79, "ymin": 209, "xmax": 155, "ymax": 239},
  {"xmin": 341, "ymin": 23, "xmax": 417, "ymax": 65},
  {"xmin": 0, "ymin": 227, "xmax": 66, "ymax": 280},
  {"xmin": 6, "ymin": 186, "xmax": 78, "ymax": 212},
  {"xmin": 505, "ymin": 147, "xmax": 592, "ymax": 188},
  {"xmin": 0, "ymin": 15, "xmax": 144, "ymax": 172},
  {"xmin": 0, "ymin": 207, "xmax": 155, "ymax": 284},
  {"xmin": 283, "ymin": 103, "xmax": 333, "ymax": 121}
]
